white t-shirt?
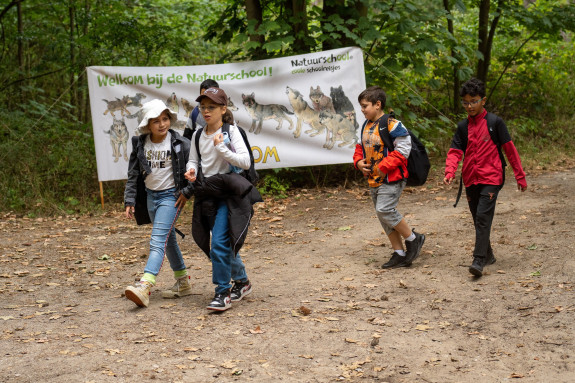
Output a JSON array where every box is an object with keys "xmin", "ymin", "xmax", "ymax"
[
  {"xmin": 186, "ymin": 125, "xmax": 251, "ymax": 178},
  {"xmin": 144, "ymin": 132, "xmax": 175, "ymax": 191}
]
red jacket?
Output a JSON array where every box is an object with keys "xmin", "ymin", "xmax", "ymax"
[{"xmin": 445, "ymin": 110, "xmax": 526, "ymax": 188}]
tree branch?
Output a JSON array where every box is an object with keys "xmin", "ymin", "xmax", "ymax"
[
  {"xmin": 1, "ymin": 67, "xmax": 67, "ymax": 92},
  {"xmin": 488, "ymin": 30, "xmax": 538, "ymax": 101}
]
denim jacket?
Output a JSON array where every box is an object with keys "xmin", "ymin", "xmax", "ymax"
[{"xmin": 124, "ymin": 130, "xmax": 193, "ymax": 211}]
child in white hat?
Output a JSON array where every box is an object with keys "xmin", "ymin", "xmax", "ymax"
[{"xmin": 124, "ymin": 99, "xmax": 194, "ymax": 307}]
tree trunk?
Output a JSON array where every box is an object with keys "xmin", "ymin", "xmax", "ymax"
[
  {"xmin": 443, "ymin": 0, "xmax": 460, "ymax": 112},
  {"xmin": 69, "ymin": 4, "xmax": 77, "ymax": 114},
  {"xmin": 287, "ymin": 0, "xmax": 309, "ymax": 54},
  {"xmin": 476, "ymin": 0, "xmax": 490, "ymax": 82},
  {"xmin": 245, "ymin": 0, "xmax": 266, "ymax": 59}
]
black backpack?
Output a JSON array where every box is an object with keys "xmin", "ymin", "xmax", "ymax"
[
  {"xmin": 361, "ymin": 113, "xmax": 430, "ymax": 187},
  {"xmin": 452, "ymin": 112, "xmax": 506, "ymax": 207},
  {"xmin": 194, "ymin": 123, "xmax": 260, "ymax": 186}
]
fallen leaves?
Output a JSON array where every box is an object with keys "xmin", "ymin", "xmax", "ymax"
[{"xmin": 249, "ymin": 325, "xmax": 265, "ymax": 334}]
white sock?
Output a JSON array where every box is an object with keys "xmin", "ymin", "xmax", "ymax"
[
  {"xmin": 405, "ymin": 232, "xmax": 416, "ymax": 242},
  {"xmin": 395, "ymin": 249, "xmax": 406, "ymax": 256}
]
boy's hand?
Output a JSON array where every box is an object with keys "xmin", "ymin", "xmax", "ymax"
[
  {"xmin": 184, "ymin": 168, "xmax": 196, "ymax": 182},
  {"xmin": 443, "ymin": 176, "xmax": 454, "ymax": 185},
  {"xmin": 356, "ymin": 159, "xmax": 371, "ymax": 177},
  {"xmin": 517, "ymin": 183, "xmax": 527, "ymax": 192},
  {"xmin": 125, "ymin": 206, "xmax": 134, "ymax": 219}
]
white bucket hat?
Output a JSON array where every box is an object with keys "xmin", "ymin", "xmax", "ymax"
[{"xmin": 137, "ymin": 99, "xmax": 177, "ymax": 132}]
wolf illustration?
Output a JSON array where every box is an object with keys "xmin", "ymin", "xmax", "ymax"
[
  {"xmin": 309, "ymin": 86, "xmax": 335, "ymax": 114},
  {"xmin": 180, "ymin": 98, "xmax": 195, "ymax": 117},
  {"xmin": 227, "ymin": 97, "xmax": 239, "ymax": 111},
  {"xmin": 103, "ymin": 117, "xmax": 129, "ymax": 162},
  {"xmin": 285, "ymin": 86, "xmax": 326, "ymax": 140},
  {"xmin": 129, "ymin": 93, "xmax": 147, "ymax": 108},
  {"xmin": 102, "ymin": 96, "xmax": 132, "ymax": 118},
  {"xmin": 126, "ymin": 109, "xmax": 145, "ymax": 130},
  {"xmin": 318, "ymin": 112, "xmax": 358, "ymax": 150},
  {"xmin": 330, "ymin": 85, "xmax": 358, "ymax": 129},
  {"xmin": 171, "ymin": 119, "xmax": 187, "ymax": 131},
  {"xmin": 166, "ymin": 92, "xmax": 179, "ymax": 113},
  {"xmin": 242, "ymin": 93, "xmax": 294, "ymax": 134}
]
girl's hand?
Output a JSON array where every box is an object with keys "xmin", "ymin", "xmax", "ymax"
[
  {"xmin": 443, "ymin": 176, "xmax": 454, "ymax": 185},
  {"xmin": 175, "ymin": 193, "xmax": 188, "ymax": 209},
  {"xmin": 125, "ymin": 206, "xmax": 134, "ymax": 219},
  {"xmin": 213, "ymin": 133, "xmax": 224, "ymax": 146},
  {"xmin": 184, "ymin": 168, "xmax": 196, "ymax": 182}
]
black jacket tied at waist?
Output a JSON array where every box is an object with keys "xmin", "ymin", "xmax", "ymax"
[{"xmin": 192, "ymin": 172, "xmax": 263, "ymax": 258}]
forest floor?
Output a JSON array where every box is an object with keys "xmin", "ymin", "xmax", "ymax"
[{"xmin": 1, "ymin": 165, "xmax": 574, "ymax": 383}]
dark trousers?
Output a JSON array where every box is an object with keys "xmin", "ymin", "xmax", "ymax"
[{"xmin": 466, "ymin": 184, "xmax": 500, "ymax": 260}]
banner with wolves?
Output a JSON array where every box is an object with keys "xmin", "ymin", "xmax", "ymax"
[{"xmin": 87, "ymin": 46, "xmax": 366, "ymax": 182}]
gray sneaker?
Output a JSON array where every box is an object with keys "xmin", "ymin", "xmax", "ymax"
[
  {"xmin": 162, "ymin": 275, "xmax": 192, "ymax": 299},
  {"xmin": 125, "ymin": 281, "xmax": 152, "ymax": 308}
]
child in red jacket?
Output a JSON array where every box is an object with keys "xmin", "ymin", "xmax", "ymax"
[
  {"xmin": 354, "ymin": 86, "xmax": 425, "ymax": 269},
  {"xmin": 444, "ymin": 78, "xmax": 527, "ymax": 277}
]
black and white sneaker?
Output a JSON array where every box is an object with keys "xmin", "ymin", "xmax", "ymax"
[
  {"xmin": 231, "ymin": 280, "xmax": 252, "ymax": 302},
  {"xmin": 404, "ymin": 230, "xmax": 426, "ymax": 265},
  {"xmin": 207, "ymin": 291, "xmax": 232, "ymax": 311}
]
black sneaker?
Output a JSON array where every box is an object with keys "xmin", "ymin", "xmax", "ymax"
[
  {"xmin": 484, "ymin": 248, "xmax": 496, "ymax": 266},
  {"xmin": 207, "ymin": 291, "xmax": 232, "ymax": 311},
  {"xmin": 382, "ymin": 252, "xmax": 406, "ymax": 269},
  {"xmin": 469, "ymin": 257, "xmax": 484, "ymax": 277},
  {"xmin": 404, "ymin": 230, "xmax": 426, "ymax": 265},
  {"xmin": 231, "ymin": 280, "xmax": 252, "ymax": 302}
]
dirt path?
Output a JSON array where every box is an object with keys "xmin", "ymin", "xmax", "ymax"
[{"xmin": 1, "ymin": 169, "xmax": 574, "ymax": 382}]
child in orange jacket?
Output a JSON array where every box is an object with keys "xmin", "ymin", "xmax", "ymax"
[{"xmin": 353, "ymin": 86, "xmax": 425, "ymax": 269}]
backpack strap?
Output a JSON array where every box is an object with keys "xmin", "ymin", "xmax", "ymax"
[
  {"xmin": 377, "ymin": 113, "xmax": 394, "ymax": 151},
  {"xmin": 194, "ymin": 127, "xmax": 203, "ymax": 159}
]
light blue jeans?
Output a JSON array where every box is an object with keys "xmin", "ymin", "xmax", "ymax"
[
  {"xmin": 370, "ymin": 180, "xmax": 406, "ymax": 235},
  {"xmin": 144, "ymin": 187, "xmax": 186, "ymax": 277},
  {"xmin": 210, "ymin": 200, "xmax": 248, "ymax": 294}
]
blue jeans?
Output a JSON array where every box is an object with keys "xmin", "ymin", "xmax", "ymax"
[
  {"xmin": 210, "ymin": 200, "xmax": 248, "ymax": 294},
  {"xmin": 144, "ymin": 187, "xmax": 186, "ymax": 277}
]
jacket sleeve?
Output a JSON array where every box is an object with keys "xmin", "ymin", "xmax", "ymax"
[
  {"xmin": 444, "ymin": 126, "xmax": 466, "ymax": 179},
  {"xmin": 444, "ymin": 148, "xmax": 463, "ymax": 180},
  {"xmin": 124, "ymin": 136, "xmax": 140, "ymax": 207},
  {"xmin": 502, "ymin": 141, "xmax": 527, "ymax": 188},
  {"xmin": 353, "ymin": 143, "xmax": 364, "ymax": 169},
  {"xmin": 377, "ymin": 149, "xmax": 407, "ymax": 174}
]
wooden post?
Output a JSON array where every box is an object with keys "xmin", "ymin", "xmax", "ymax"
[{"xmin": 99, "ymin": 181, "xmax": 104, "ymax": 209}]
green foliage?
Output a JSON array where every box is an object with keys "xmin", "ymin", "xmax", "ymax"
[
  {"xmin": 257, "ymin": 172, "xmax": 291, "ymax": 199},
  {"xmin": 1, "ymin": 0, "xmax": 575, "ymax": 214}
]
